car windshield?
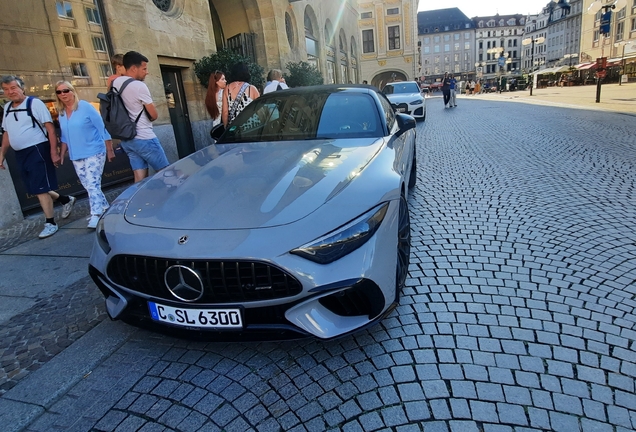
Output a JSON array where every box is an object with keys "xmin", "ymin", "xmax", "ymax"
[
  {"xmin": 382, "ymin": 83, "xmax": 419, "ymax": 95},
  {"xmin": 218, "ymin": 91, "xmax": 382, "ymax": 143}
]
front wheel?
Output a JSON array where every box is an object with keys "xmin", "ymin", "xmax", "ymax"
[{"xmin": 396, "ymin": 194, "xmax": 411, "ymax": 296}]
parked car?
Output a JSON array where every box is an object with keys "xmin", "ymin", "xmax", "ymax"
[
  {"xmin": 382, "ymin": 81, "xmax": 426, "ymax": 120},
  {"xmin": 89, "ymin": 84, "xmax": 417, "ymax": 340}
]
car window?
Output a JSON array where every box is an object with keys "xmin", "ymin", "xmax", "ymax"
[
  {"xmin": 382, "ymin": 82, "xmax": 420, "ymax": 94},
  {"xmin": 220, "ymin": 92, "xmax": 382, "ymax": 143},
  {"xmin": 378, "ymin": 94, "xmax": 396, "ymax": 132}
]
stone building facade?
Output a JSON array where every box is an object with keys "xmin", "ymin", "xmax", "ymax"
[
  {"xmin": 473, "ymin": 14, "xmax": 525, "ymax": 82},
  {"xmin": 417, "ymin": 8, "xmax": 476, "ymax": 84},
  {"xmin": 357, "ymin": 0, "xmax": 419, "ymax": 88}
]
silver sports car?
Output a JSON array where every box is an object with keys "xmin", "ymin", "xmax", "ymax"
[{"xmin": 89, "ymin": 84, "xmax": 417, "ymax": 340}]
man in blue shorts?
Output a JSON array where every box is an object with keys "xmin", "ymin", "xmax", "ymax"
[
  {"xmin": 0, "ymin": 76, "xmax": 76, "ymax": 238},
  {"xmin": 112, "ymin": 51, "xmax": 169, "ymax": 182}
]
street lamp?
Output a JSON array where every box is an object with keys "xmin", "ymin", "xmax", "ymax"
[
  {"xmin": 614, "ymin": 40, "xmax": 634, "ymax": 85},
  {"xmin": 587, "ymin": 0, "xmax": 627, "ymax": 102},
  {"xmin": 522, "ymin": 36, "xmax": 546, "ymax": 96}
]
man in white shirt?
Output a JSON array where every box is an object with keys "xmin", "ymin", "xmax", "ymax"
[
  {"xmin": 263, "ymin": 69, "xmax": 289, "ymax": 94},
  {"xmin": 112, "ymin": 51, "xmax": 169, "ymax": 182},
  {"xmin": 0, "ymin": 75, "xmax": 76, "ymax": 238}
]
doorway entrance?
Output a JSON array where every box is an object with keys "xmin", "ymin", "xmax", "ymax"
[{"xmin": 160, "ymin": 67, "xmax": 195, "ymax": 159}]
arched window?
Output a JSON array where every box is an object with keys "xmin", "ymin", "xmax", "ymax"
[{"xmin": 304, "ymin": 7, "xmax": 319, "ymax": 71}]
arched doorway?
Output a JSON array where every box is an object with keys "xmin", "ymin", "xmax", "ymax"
[
  {"xmin": 304, "ymin": 6, "xmax": 320, "ymax": 72},
  {"xmin": 372, "ymin": 70, "xmax": 408, "ymax": 90}
]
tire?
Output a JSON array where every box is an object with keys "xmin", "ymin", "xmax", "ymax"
[
  {"xmin": 408, "ymin": 153, "xmax": 417, "ymax": 189},
  {"xmin": 396, "ymin": 194, "xmax": 411, "ymax": 296}
]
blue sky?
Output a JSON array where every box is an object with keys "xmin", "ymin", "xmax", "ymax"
[{"xmin": 418, "ymin": 0, "xmax": 552, "ymax": 19}]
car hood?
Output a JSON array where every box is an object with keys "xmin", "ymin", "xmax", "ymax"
[
  {"xmin": 385, "ymin": 93, "xmax": 423, "ymax": 104},
  {"xmin": 124, "ymin": 138, "xmax": 384, "ymax": 230}
]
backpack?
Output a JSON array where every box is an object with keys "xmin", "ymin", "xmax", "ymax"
[
  {"xmin": 97, "ymin": 78, "xmax": 143, "ymax": 141},
  {"xmin": 3, "ymin": 96, "xmax": 48, "ymax": 138}
]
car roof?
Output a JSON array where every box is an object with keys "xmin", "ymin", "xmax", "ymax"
[{"xmin": 257, "ymin": 84, "xmax": 378, "ymax": 98}]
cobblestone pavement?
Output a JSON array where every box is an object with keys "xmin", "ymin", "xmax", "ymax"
[
  {"xmin": 0, "ymin": 186, "xmax": 130, "ymax": 394},
  {"xmin": 17, "ymin": 99, "xmax": 636, "ymax": 431}
]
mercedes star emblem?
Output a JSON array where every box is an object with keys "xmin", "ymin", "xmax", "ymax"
[
  {"xmin": 178, "ymin": 235, "xmax": 188, "ymax": 245},
  {"xmin": 164, "ymin": 265, "xmax": 204, "ymax": 302}
]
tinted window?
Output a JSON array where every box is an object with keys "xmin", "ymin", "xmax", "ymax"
[
  {"xmin": 382, "ymin": 82, "xmax": 420, "ymax": 94},
  {"xmin": 378, "ymin": 95, "xmax": 396, "ymax": 132},
  {"xmin": 220, "ymin": 92, "xmax": 382, "ymax": 143}
]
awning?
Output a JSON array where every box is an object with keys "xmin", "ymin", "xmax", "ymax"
[
  {"xmin": 537, "ymin": 67, "xmax": 560, "ymax": 74},
  {"xmin": 577, "ymin": 63, "xmax": 597, "ymax": 70},
  {"xmin": 556, "ymin": 66, "xmax": 573, "ymax": 73}
]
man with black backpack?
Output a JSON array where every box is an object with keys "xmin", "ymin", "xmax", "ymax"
[
  {"xmin": 0, "ymin": 75, "xmax": 76, "ymax": 238},
  {"xmin": 109, "ymin": 51, "xmax": 169, "ymax": 182}
]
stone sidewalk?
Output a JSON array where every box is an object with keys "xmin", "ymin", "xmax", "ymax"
[{"xmin": 467, "ymin": 82, "xmax": 636, "ymax": 115}]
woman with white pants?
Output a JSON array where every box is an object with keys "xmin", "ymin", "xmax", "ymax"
[{"xmin": 55, "ymin": 81, "xmax": 115, "ymax": 229}]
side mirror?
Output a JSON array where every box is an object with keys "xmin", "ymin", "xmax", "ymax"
[{"xmin": 395, "ymin": 113, "xmax": 416, "ymax": 136}]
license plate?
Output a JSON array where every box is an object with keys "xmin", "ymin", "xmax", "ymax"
[
  {"xmin": 148, "ymin": 302, "xmax": 242, "ymax": 329},
  {"xmin": 397, "ymin": 107, "xmax": 406, "ymax": 112}
]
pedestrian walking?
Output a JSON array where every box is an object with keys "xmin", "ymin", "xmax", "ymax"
[
  {"xmin": 263, "ymin": 69, "xmax": 289, "ymax": 94},
  {"xmin": 449, "ymin": 74, "xmax": 457, "ymax": 107},
  {"xmin": 475, "ymin": 80, "xmax": 481, "ymax": 95},
  {"xmin": 0, "ymin": 75, "xmax": 75, "ymax": 238},
  {"xmin": 204, "ymin": 70, "xmax": 227, "ymax": 126},
  {"xmin": 112, "ymin": 51, "xmax": 169, "ymax": 183},
  {"xmin": 470, "ymin": 80, "xmax": 476, "ymax": 95},
  {"xmin": 55, "ymin": 81, "xmax": 114, "ymax": 229},
  {"xmin": 222, "ymin": 62, "xmax": 260, "ymax": 127},
  {"xmin": 441, "ymin": 72, "xmax": 451, "ymax": 109}
]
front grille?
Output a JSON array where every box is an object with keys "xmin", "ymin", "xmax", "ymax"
[
  {"xmin": 107, "ymin": 255, "xmax": 303, "ymax": 303},
  {"xmin": 395, "ymin": 103, "xmax": 410, "ymax": 114}
]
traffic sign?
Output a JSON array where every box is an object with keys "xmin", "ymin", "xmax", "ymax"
[{"xmin": 498, "ymin": 57, "xmax": 506, "ymax": 67}]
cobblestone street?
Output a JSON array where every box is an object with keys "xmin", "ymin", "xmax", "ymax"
[{"xmin": 5, "ymin": 96, "xmax": 636, "ymax": 431}]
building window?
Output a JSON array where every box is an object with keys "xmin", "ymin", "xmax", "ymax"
[
  {"xmin": 434, "ymin": 45, "xmax": 440, "ymax": 52},
  {"xmin": 362, "ymin": 29, "xmax": 374, "ymax": 53},
  {"xmin": 99, "ymin": 63, "xmax": 111, "ymax": 78},
  {"xmin": 444, "ymin": 34, "xmax": 450, "ymax": 42},
  {"xmin": 361, "ymin": 12, "xmax": 372, "ymax": 19},
  {"xmin": 454, "ymin": 43, "xmax": 460, "ymax": 51},
  {"xmin": 424, "ymin": 46, "xmax": 430, "ymax": 54},
  {"xmin": 285, "ymin": 13, "xmax": 295, "ymax": 48},
  {"xmin": 479, "ymin": 41, "xmax": 483, "ymax": 49},
  {"xmin": 92, "ymin": 36, "xmax": 106, "ymax": 52},
  {"xmin": 424, "ymin": 37, "xmax": 430, "ymax": 44},
  {"xmin": 444, "ymin": 44, "xmax": 449, "ymax": 52},
  {"xmin": 593, "ymin": 29, "xmax": 600, "ymax": 42},
  {"xmin": 56, "ymin": 1, "xmax": 73, "ymax": 18},
  {"xmin": 434, "ymin": 36, "xmax": 440, "ymax": 43},
  {"xmin": 71, "ymin": 62, "xmax": 89, "ymax": 77},
  {"xmin": 387, "ymin": 8, "xmax": 399, "ymax": 15},
  {"xmin": 63, "ymin": 33, "xmax": 80, "ymax": 48},
  {"xmin": 454, "ymin": 33, "xmax": 460, "ymax": 40},
  {"xmin": 465, "ymin": 42, "xmax": 470, "ymax": 50},
  {"xmin": 152, "ymin": 0, "xmax": 172, "ymax": 12},
  {"xmin": 465, "ymin": 32, "xmax": 470, "ymax": 39},
  {"xmin": 85, "ymin": 7, "xmax": 101, "ymax": 24},
  {"xmin": 454, "ymin": 64, "xmax": 460, "ymax": 73},
  {"xmin": 388, "ymin": 26, "xmax": 400, "ymax": 50},
  {"xmin": 616, "ymin": 21, "xmax": 624, "ymax": 40},
  {"xmin": 508, "ymin": 39, "xmax": 512, "ymax": 47},
  {"xmin": 631, "ymin": 18, "xmax": 636, "ymax": 32},
  {"xmin": 617, "ymin": 7, "xmax": 626, "ymax": 18},
  {"xmin": 444, "ymin": 55, "xmax": 449, "ymax": 63},
  {"xmin": 454, "ymin": 53, "xmax": 459, "ymax": 61}
]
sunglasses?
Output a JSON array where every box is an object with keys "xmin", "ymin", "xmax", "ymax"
[{"xmin": 56, "ymin": 89, "xmax": 72, "ymax": 94}]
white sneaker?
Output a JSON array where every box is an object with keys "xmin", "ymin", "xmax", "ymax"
[
  {"xmin": 62, "ymin": 196, "xmax": 76, "ymax": 219},
  {"xmin": 87, "ymin": 215, "xmax": 101, "ymax": 229},
  {"xmin": 39, "ymin": 223, "xmax": 58, "ymax": 238}
]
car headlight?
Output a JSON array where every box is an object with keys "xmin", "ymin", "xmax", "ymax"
[
  {"xmin": 409, "ymin": 99, "xmax": 424, "ymax": 105},
  {"xmin": 96, "ymin": 217, "xmax": 111, "ymax": 254},
  {"xmin": 291, "ymin": 203, "xmax": 389, "ymax": 264}
]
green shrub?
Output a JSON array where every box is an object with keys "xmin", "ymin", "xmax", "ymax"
[
  {"xmin": 194, "ymin": 49, "xmax": 265, "ymax": 90},
  {"xmin": 283, "ymin": 61, "xmax": 323, "ymax": 88}
]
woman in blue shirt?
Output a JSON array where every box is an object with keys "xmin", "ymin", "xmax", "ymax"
[{"xmin": 55, "ymin": 81, "xmax": 115, "ymax": 229}]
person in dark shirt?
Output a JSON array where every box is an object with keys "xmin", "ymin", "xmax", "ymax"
[{"xmin": 441, "ymin": 72, "xmax": 451, "ymax": 109}]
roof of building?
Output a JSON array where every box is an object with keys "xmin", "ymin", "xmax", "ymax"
[
  {"xmin": 472, "ymin": 14, "xmax": 526, "ymax": 27},
  {"xmin": 417, "ymin": 8, "xmax": 474, "ymax": 34}
]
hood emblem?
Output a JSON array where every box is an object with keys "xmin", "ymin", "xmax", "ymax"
[
  {"xmin": 178, "ymin": 235, "xmax": 188, "ymax": 245},
  {"xmin": 164, "ymin": 265, "xmax": 204, "ymax": 302}
]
